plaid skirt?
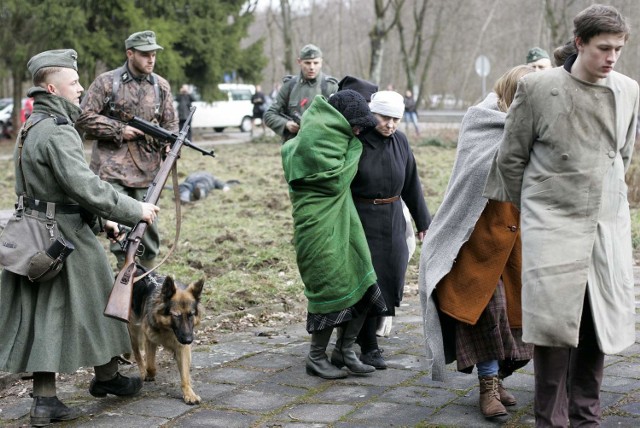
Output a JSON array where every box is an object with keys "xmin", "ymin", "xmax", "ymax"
[
  {"xmin": 454, "ymin": 280, "xmax": 533, "ymax": 374},
  {"xmin": 306, "ymin": 283, "xmax": 387, "ymax": 333}
]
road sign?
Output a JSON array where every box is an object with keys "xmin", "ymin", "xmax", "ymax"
[{"xmin": 475, "ymin": 55, "xmax": 490, "ymax": 77}]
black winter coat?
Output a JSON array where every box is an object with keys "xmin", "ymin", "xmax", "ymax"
[{"xmin": 352, "ymin": 129, "xmax": 431, "ymax": 315}]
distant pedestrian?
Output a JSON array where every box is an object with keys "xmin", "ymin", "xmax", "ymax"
[
  {"xmin": 176, "ymin": 84, "xmax": 195, "ymax": 140},
  {"xmin": 250, "ymin": 85, "xmax": 267, "ymax": 136},
  {"xmin": 403, "ymin": 89, "xmax": 420, "ymax": 137}
]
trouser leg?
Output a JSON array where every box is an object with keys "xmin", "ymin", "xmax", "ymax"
[
  {"xmin": 33, "ymin": 372, "xmax": 56, "ymax": 397},
  {"xmin": 534, "ymin": 345, "xmax": 570, "ymax": 427},
  {"xmin": 357, "ymin": 315, "xmax": 379, "ymax": 354},
  {"xmin": 110, "ymin": 184, "xmax": 160, "ymax": 268},
  {"xmin": 94, "ymin": 357, "xmax": 119, "ymax": 381},
  {"xmin": 568, "ymin": 295, "xmax": 604, "ymax": 427}
]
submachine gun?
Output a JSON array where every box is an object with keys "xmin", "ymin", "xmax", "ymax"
[{"xmin": 104, "ymin": 107, "xmax": 214, "ymax": 322}]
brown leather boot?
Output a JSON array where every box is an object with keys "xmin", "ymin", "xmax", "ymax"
[
  {"xmin": 479, "ymin": 376, "xmax": 508, "ymax": 418},
  {"xmin": 498, "ymin": 377, "xmax": 517, "ymax": 406}
]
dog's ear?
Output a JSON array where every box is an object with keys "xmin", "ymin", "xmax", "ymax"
[
  {"xmin": 162, "ymin": 276, "xmax": 177, "ymax": 300},
  {"xmin": 189, "ymin": 278, "xmax": 205, "ymax": 300}
]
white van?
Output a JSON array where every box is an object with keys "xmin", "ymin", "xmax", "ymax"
[{"xmin": 186, "ymin": 84, "xmax": 255, "ymax": 133}]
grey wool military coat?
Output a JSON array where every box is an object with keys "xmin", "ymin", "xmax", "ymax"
[
  {"xmin": 0, "ymin": 88, "xmax": 142, "ymax": 373},
  {"xmin": 484, "ymin": 65, "xmax": 639, "ymax": 354}
]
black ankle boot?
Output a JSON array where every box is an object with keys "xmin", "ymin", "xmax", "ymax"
[
  {"xmin": 89, "ymin": 372, "xmax": 143, "ymax": 397},
  {"xmin": 30, "ymin": 396, "xmax": 79, "ymax": 427}
]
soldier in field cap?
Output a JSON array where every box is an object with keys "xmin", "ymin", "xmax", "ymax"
[
  {"xmin": 0, "ymin": 48, "xmax": 159, "ymax": 426},
  {"xmin": 525, "ymin": 46, "xmax": 552, "ymax": 70},
  {"xmin": 77, "ymin": 30, "xmax": 177, "ymax": 269},
  {"xmin": 263, "ymin": 43, "xmax": 338, "ymax": 141}
]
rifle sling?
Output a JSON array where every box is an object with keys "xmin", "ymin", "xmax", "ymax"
[{"xmin": 133, "ymin": 162, "xmax": 181, "ymax": 282}]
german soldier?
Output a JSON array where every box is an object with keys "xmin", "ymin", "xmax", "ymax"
[{"xmin": 77, "ymin": 30, "xmax": 178, "ymax": 268}]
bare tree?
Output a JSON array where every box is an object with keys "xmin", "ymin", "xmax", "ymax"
[
  {"xmin": 396, "ymin": 0, "xmax": 462, "ymax": 106},
  {"xmin": 544, "ymin": 0, "xmax": 579, "ymax": 48},
  {"xmin": 280, "ymin": 0, "xmax": 295, "ymax": 74},
  {"xmin": 369, "ymin": 0, "xmax": 404, "ymax": 84}
]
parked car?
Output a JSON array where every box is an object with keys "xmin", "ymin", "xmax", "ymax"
[{"xmin": 178, "ymin": 84, "xmax": 255, "ymax": 133}]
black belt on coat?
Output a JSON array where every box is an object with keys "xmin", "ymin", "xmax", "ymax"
[
  {"xmin": 20, "ymin": 196, "xmax": 82, "ymax": 214},
  {"xmin": 354, "ymin": 195, "xmax": 400, "ymax": 205}
]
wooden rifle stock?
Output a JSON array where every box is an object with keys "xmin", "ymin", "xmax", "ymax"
[{"xmin": 103, "ymin": 108, "xmax": 196, "ymax": 322}]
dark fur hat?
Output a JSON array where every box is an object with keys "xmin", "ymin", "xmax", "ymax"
[
  {"xmin": 338, "ymin": 76, "xmax": 378, "ymax": 102},
  {"xmin": 328, "ymin": 89, "xmax": 378, "ymax": 130}
]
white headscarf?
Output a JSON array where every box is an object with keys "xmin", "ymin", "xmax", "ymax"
[{"xmin": 369, "ymin": 91, "xmax": 405, "ymax": 118}]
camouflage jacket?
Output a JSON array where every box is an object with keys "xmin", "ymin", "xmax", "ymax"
[
  {"xmin": 76, "ymin": 63, "xmax": 178, "ymax": 188},
  {"xmin": 263, "ymin": 71, "xmax": 338, "ymax": 138}
]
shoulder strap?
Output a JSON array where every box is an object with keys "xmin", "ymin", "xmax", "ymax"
[
  {"xmin": 104, "ymin": 66, "xmax": 162, "ymax": 118},
  {"xmin": 17, "ymin": 113, "xmax": 66, "ymax": 197}
]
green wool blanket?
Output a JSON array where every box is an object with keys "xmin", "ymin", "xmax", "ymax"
[{"xmin": 281, "ymin": 95, "xmax": 377, "ymax": 314}]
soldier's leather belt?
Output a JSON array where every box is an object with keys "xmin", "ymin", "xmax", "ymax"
[
  {"xmin": 21, "ymin": 197, "xmax": 82, "ymax": 214},
  {"xmin": 354, "ymin": 195, "xmax": 400, "ymax": 205}
]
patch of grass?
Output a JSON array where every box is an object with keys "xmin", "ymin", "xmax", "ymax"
[{"xmin": 2, "ymin": 128, "xmax": 640, "ymax": 318}]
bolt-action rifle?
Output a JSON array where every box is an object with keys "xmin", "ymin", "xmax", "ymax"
[{"xmin": 104, "ymin": 107, "xmax": 214, "ymax": 322}]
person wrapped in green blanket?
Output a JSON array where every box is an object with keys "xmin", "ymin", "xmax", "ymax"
[{"xmin": 281, "ymin": 90, "xmax": 387, "ymax": 379}]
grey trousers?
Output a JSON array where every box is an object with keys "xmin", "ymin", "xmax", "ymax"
[{"xmin": 533, "ymin": 293, "xmax": 604, "ymax": 428}]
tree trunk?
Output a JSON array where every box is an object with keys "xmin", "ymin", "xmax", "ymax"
[{"xmin": 280, "ymin": 0, "xmax": 294, "ymax": 74}]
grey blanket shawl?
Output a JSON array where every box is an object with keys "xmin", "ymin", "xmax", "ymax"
[{"xmin": 418, "ymin": 92, "xmax": 506, "ymax": 380}]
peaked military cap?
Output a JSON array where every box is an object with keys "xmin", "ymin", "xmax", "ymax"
[
  {"xmin": 125, "ymin": 30, "xmax": 164, "ymax": 52},
  {"xmin": 299, "ymin": 44, "xmax": 322, "ymax": 60},
  {"xmin": 27, "ymin": 49, "xmax": 78, "ymax": 76},
  {"xmin": 526, "ymin": 47, "xmax": 550, "ymax": 64}
]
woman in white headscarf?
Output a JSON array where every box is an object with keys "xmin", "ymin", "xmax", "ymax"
[{"xmin": 350, "ymin": 90, "xmax": 431, "ymax": 370}]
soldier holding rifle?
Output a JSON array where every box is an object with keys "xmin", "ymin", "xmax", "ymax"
[
  {"xmin": 77, "ymin": 30, "xmax": 178, "ymax": 269},
  {"xmin": 0, "ymin": 49, "xmax": 159, "ymax": 426}
]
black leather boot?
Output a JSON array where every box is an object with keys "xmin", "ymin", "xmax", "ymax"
[
  {"xmin": 89, "ymin": 372, "xmax": 143, "ymax": 397},
  {"xmin": 306, "ymin": 328, "xmax": 348, "ymax": 379},
  {"xmin": 30, "ymin": 396, "xmax": 79, "ymax": 427},
  {"xmin": 331, "ymin": 314, "xmax": 375, "ymax": 374}
]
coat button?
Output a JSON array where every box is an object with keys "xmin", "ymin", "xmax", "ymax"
[
  {"xmin": 509, "ymin": 225, "xmax": 517, "ymax": 232},
  {"xmin": 608, "ymin": 150, "xmax": 616, "ymax": 158},
  {"xmin": 551, "ymin": 88, "xmax": 559, "ymax": 96},
  {"xmin": 561, "ymin": 153, "xmax": 569, "ymax": 160}
]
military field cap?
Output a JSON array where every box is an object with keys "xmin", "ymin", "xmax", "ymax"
[
  {"xmin": 369, "ymin": 90, "xmax": 405, "ymax": 119},
  {"xmin": 526, "ymin": 47, "xmax": 550, "ymax": 64},
  {"xmin": 27, "ymin": 49, "xmax": 78, "ymax": 76},
  {"xmin": 125, "ymin": 30, "xmax": 163, "ymax": 52},
  {"xmin": 299, "ymin": 44, "xmax": 322, "ymax": 60}
]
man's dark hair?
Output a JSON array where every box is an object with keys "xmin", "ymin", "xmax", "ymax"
[{"xmin": 573, "ymin": 4, "xmax": 630, "ymax": 43}]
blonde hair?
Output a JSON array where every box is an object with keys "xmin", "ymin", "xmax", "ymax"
[{"xmin": 494, "ymin": 65, "xmax": 535, "ymax": 112}]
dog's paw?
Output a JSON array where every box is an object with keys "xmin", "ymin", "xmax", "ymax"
[
  {"xmin": 183, "ymin": 390, "xmax": 201, "ymax": 405},
  {"xmin": 143, "ymin": 374, "xmax": 156, "ymax": 382}
]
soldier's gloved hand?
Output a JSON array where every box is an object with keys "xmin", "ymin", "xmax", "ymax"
[{"xmin": 285, "ymin": 121, "xmax": 300, "ymax": 134}]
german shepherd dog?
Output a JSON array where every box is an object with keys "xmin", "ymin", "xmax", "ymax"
[{"xmin": 128, "ymin": 267, "xmax": 205, "ymax": 404}]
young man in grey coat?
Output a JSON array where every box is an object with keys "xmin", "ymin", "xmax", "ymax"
[{"xmin": 484, "ymin": 5, "xmax": 639, "ymax": 426}]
